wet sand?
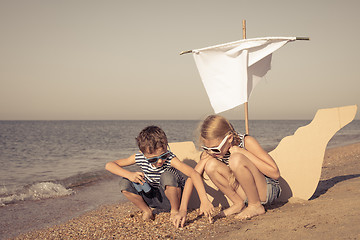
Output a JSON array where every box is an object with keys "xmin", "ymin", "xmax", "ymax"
[
  {"xmin": 8, "ymin": 143, "xmax": 360, "ymax": 239},
  {"xmin": 0, "ymin": 177, "xmax": 125, "ymax": 240}
]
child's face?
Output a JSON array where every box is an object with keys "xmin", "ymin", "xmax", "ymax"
[
  {"xmin": 143, "ymin": 147, "xmax": 169, "ymax": 168},
  {"xmin": 202, "ymin": 135, "xmax": 232, "ymax": 158}
]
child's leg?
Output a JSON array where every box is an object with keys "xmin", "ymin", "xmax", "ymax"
[
  {"xmin": 119, "ymin": 177, "xmax": 154, "ymax": 220},
  {"xmin": 228, "ymin": 153, "xmax": 267, "ymax": 220},
  {"xmin": 204, "ymin": 158, "xmax": 246, "ymax": 216},
  {"xmin": 160, "ymin": 170, "xmax": 183, "ymax": 219},
  {"xmin": 122, "ymin": 190, "xmax": 154, "ymax": 220},
  {"xmin": 164, "ymin": 186, "xmax": 181, "ymax": 214}
]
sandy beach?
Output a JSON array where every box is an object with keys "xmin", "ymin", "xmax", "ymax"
[{"xmin": 8, "ymin": 142, "xmax": 360, "ymax": 240}]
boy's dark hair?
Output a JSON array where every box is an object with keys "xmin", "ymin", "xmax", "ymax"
[{"xmin": 135, "ymin": 126, "xmax": 168, "ymax": 154}]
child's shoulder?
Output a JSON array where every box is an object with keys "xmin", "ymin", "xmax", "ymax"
[
  {"xmin": 134, "ymin": 152, "xmax": 144, "ymax": 157},
  {"xmin": 242, "ymin": 135, "xmax": 258, "ymax": 146},
  {"xmin": 134, "ymin": 151, "xmax": 148, "ymax": 159}
]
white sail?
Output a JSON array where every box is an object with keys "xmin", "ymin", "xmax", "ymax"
[{"xmin": 192, "ymin": 37, "xmax": 296, "ymax": 113}]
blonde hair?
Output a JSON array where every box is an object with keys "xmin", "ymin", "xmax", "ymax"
[
  {"xmin": 199, "ymin": 115, "xmax": 241, "ymax": 190},
  {"xmin": 199, "ymin": 115, "xmax": 241, "ymax": 146}
]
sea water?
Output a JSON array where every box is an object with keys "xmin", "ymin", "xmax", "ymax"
[{"xmin": 0, "ymin": 120, "xmax": 359, "ymax": 206}]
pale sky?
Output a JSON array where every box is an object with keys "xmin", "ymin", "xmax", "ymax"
[{"xmin": 0, "ymin": 0, "xmax": 359, "ymax": 120}]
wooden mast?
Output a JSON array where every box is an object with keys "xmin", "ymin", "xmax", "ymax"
[{"xmin": 243, "ymin": 19, "xmax": 249, "ymax": 134}]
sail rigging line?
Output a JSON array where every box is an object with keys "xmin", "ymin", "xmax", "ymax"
[{"xmin": 180, "ymin": 37, "xmax": 309, "ymax": 55}]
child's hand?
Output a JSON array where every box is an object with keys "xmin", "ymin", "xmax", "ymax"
[
  {"xmin": 128, "ymin": 171, "xmax": 145, "ymax": 184},
  {"xmin": 172, "ymin": 210, "xmax": 187, "ymax": 228},
  {"xmin": 199, "ymin": 200, "xmax": 215, "ymax": 223},
  {"xmin": 229, "ymin": 145, "xmax": 246, "ymax": 154}
]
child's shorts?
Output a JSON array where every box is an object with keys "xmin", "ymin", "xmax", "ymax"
[
  {"xmin": 118, "ymin": 170, "xmax": 184, "ymax": 211},
  {"xmin": 244, "ymin": 176, "xmax": 281, "ymax": 206},
  {"xmin": 262, "ymin": 176, "xmax": 281, "ymax": 205}
]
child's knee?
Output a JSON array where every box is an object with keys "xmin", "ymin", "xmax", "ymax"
[
  {"xmin": 160, "ymin": 171, "xmax": 178, "ymax": 189},
  {"xmin": 118, "ymin": 177, "xmax": 138, "ymax": 195},
  {"xmin": 204, "ymin": 158, "xmax": 219, "ymax": 175},
  {"xmin": 228, "ymin": 153, "xmax": 248, "ymax": 171}
]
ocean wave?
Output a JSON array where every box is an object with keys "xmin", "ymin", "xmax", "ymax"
[
  {"xmin": 0, "ymin": 171, "xmax": 108, "ymax": 206},
  {"xmin": 0, "ymin": 182, "xmax": 73, "ymax": 206},
  {"xmin": 0, "ymin": 167, "xmax": 137, "ymax": 206}
]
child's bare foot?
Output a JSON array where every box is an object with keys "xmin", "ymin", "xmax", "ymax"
[
  {"xmin": 235, "ymin": 203, "xmax": 265, "ymax": 220},
  {"xmin": 222, "ymin": 203, "xmax": 245, "ymax": 216},
  {"xmin": 142, "ymin": 210, "xmax": 155, "ymax": 221}
]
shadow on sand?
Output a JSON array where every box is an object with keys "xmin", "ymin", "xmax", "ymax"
[{"xmin": 310, "ymin": 174, "xmax": 360, "ymax": 200}]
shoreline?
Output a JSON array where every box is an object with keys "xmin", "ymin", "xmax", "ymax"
[
  {"xmin": 5, "ymin": 142, "xmax": 360, "ymax": 240},
  {"xmin": 0, "ymin": 178, "xmax": 127, "ymax": 240}
]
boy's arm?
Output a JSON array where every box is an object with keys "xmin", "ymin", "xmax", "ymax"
[
  {"xmin": 178, "ymin": 155, "xmax": 208, "ymax": 211},
  {"xmin": 105, "ymin": 154, "xmax": 145, "ymax": 184},
  {"xmin": 171, "ymin": 156, "xmax": 214, "ymax": 226},
  {"xmin": 173, "ymin": 156, "xmax": 208, "ymax": 228}
]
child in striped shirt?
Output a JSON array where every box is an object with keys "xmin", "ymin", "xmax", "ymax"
[
  {"xmin": 105, "ymin": 125, "xmax": 214, "ymax": 221},
  {"xmin": 173, "ymin": 115, "xmax": 281, "ymax": 228}
]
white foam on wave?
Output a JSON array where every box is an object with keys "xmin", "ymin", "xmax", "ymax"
[{"xmin": 0, "ymin": 182, "xmax": 73, "ymax": 206}]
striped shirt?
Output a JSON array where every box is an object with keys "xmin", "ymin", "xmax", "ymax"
[
  {"xmin": 134, "ymin": 152, "xmax": 184, "ymax": 188},
  {"xmin": 220, "ymin": 133, "xmax": 247, "ymax": 166}
]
